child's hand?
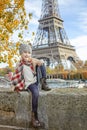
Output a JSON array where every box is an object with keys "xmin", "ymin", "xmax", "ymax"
[
  {"xmin": 14, "ymin": 87, "xmax": 20, "ymax": 92},
  {"xmin": 40, "ymin": 59, "xmax": 44, "ymax": 64}
]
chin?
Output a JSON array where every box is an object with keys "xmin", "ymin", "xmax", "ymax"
[{"xmin": 25, "ymin": 59, "xmax": 29, "ymax": 61}]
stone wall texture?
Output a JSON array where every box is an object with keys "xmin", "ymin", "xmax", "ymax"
[{"xmin": 0, "ymin": 88, "xmax": 87, "ymax": 130}]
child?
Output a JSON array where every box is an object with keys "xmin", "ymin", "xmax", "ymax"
[{"xmin": 12, "ymin": 43, "xmax": 50, "ymax": 128}]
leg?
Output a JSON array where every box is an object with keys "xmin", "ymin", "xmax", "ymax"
[
  {"xmin": 39, "ymin": 64, "xmax": 46, "ymax": 78},
  {"xmin": 28, "ymin": 83, "xmax": 39, "ymax": 118},
  {"xmin": 28, "ymin": 83, "xmax": 44, "ymax": 127},
  {"xmin": 36, "ymin": 64, "xmax": 51, "ymax": 91},
  {"xmin": 28, "ymin": 83, "xmax": 42, "ymax": 127}
]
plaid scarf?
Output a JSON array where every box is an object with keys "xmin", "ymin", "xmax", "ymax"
[{"xmin": 12, "ymin": 59, "xmax": 34, "ymax": 91}]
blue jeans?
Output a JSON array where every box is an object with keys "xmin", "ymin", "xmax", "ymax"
[
  {"xmin": 27, "ymin": 64, "xmax": 46, "ymax": 113},
  {"xmin": 36, "ymin": 64, "xmax": 46, "ymax": 83},
  {"xmin": 27, "ymin": 82, "xmax": 39, "ymax": 113}
]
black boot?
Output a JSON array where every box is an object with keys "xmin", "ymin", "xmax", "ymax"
[
  {"xmin": 41, "ymin": 78, "xmax": 51, "ymax": 91},
  {"xmin": 29, "ymin": 112, "xmax": 44, "ymax": 128}
]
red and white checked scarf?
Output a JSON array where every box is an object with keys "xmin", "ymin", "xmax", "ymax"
[{"xmin": 12, "ymin": 59, "xmax": 34, "ymax": 91}]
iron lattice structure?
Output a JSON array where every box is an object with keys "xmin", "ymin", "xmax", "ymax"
[{"xmin": 32, "ymin": 0, "xmax": 80, "ymax": 67}]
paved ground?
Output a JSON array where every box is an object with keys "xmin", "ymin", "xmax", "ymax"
[
  {"xmin": 0, "ymin": 125, "xmax": 26, "ymax": 130},
  {"xmin": 0, "ymin": 125, "xmax": 45, "ymax": 130}
]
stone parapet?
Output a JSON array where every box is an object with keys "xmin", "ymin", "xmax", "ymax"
[{"xmin": 0, "ymin": 88, "xmax": 87, "ymax": 130}]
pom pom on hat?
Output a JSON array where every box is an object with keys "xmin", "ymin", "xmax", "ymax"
[{"xmin": 19, "ymin": 44, "xmax": 32, "ymax": 54}]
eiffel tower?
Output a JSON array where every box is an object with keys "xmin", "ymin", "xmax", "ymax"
[{"xmin": 32, "ymin": 0, "xmax": 80, "ymax": 68}]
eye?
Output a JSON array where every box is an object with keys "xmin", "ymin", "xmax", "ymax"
[{"xmin": 28, "ymin": 52, "xmax": 31, "ymax": 54}]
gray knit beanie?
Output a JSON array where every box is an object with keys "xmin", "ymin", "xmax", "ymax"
[{"xmin": 19, "ymin": 44, "xmax": 32, "ymax": 55}]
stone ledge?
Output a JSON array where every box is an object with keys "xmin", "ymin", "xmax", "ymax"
[{"xmin": 0, "ymin": 88, "xmax": 87, "ymax": 130}]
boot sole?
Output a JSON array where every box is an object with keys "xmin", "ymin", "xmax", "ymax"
[{"xmin": 29, "ymin": 121, "xmax": 45, "ymax": 129}]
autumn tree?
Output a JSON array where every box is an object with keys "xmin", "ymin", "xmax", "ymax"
[{"xmin": 0, "ymin": 0, "xmax": 32, "ymax": 68}]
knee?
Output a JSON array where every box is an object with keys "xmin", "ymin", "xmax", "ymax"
[
  {"xmin": 40, "ymin": 64, "xmax": 45, "ymax": 71},
  {"xmin": 33, "ymin": 89, "xmax": 39, "ymax": 98}
]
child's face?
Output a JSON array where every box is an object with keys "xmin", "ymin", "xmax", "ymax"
[{"xmin": 21, "ymin": 51, "xmax": 32, "ymax": 61}]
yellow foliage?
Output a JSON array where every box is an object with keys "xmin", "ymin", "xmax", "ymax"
[
  {"xmin": 0, "ymin": 0, "xmax": 31, "ymax": 68},
  {"xmin": 8, "ymin": 60, "xmax": 13, "ymax": 68},
  {"xmin": 32, "ymin": 32, "xmax": 35, "ymax": 36},
  {"xmin": 29, "ymin": 13, "xmax": 32, "ymax": 19},
  {"xmin": 25, "ymin": 25, "xmax": 28, "ymax": 30},
  {"xmin": 16, "ymin": 42, "xmax": 20, "ymax": 48},
  {"xmin": 14, "ymin": 0, "xmax": 24, "ymax": 8}
]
